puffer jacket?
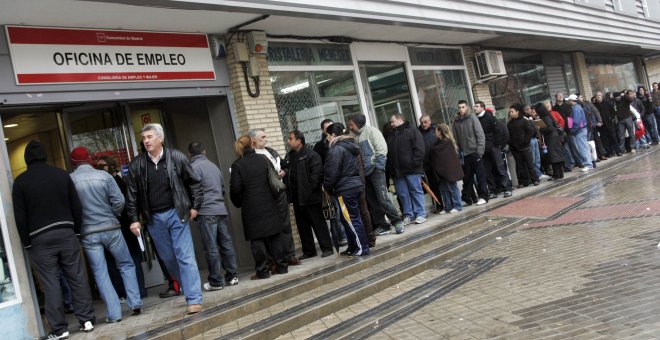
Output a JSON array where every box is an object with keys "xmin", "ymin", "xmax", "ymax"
[
  {"xmin": 126, "ymin": 148, "xmax": 203, "ymax": 225},
  {"xmin": 353, "ymin": 125, "xmax": 388, "ymax": 176},
  {"xmin": 323, "ymin": 135, "xmax": 364, "ymax": 196},
  {"xmin": 452, "ymin": 113, "xmax": 485, "ymax": 157}
]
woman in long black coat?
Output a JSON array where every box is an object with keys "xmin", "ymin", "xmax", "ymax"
[
  {"xmin": 535, "ymin": 102, "xmax": 565, "ymax": 180},
  {"xmin": 230, "ymin": 136, "xmax": 289, "ymax": 279}
]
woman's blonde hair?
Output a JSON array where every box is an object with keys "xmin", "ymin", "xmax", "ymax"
[
  {"xmin": 234, "ymin": 135, "xmax": 252, "ymax": 157},
  {"xmin": 436, "ymin": 123, "xmax": 459, "ymax": 152}
]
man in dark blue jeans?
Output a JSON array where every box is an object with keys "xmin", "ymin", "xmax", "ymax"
[{"xmin": 188, "ymin": 141, "xmax": 239, "ymax": 291}]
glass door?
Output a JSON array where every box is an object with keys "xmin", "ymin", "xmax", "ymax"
[
  {"xmin": 358, "ymin": 62, "xmax": 415, "ymax": 130},
  {"xmin": 63, "ymin": 104, "xmax": 135, "ymax": 173}
]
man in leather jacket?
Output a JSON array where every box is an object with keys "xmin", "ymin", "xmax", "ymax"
[{"xmin": 126, "ymin": 123, "xmax": 205, "ymax": 315}]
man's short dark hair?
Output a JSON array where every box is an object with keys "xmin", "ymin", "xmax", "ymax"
[
  {"xmin": 626, "ymin": 89, "xmax": 636, "ymax": 96},
  {"xmin": 392, "ymin": 113, "xmax": 406, "ymax": 122},
  {"xmin": 290, "ymin": 130, "xmax": 306, "ymax": 145},
  {"xmin": 188, "ymin": 141, "xmax": 204, "ymax": 156},
  {"xmin": 475, "ymin": 101, "xmax": 485, "ymax": 108},
  {"xmin": 458, "ymin": 100, "xmax": 468, "ymax": 106},
  {"xmin": 320, "ymin": 119, "xmax": 334, "ymax": 130}
]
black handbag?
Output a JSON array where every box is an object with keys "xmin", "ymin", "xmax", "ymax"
[{"xmin": 264, "ymin": 156, "xmax": 286, "ymax": 196}]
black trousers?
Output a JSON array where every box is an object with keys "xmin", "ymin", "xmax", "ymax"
[
  {"xmin": 251, "ymin": 231, "xmax": 289, "ymax": 277},
  {"xmin": 512, "ymin": 148, "xmax": 538, "ymax": 186},
  {"xmin": 483, "ymin": 144, "xmax": 512, "ymax": 193},
  {"xmin": 29, "ymin": 228, "xmax": 95, "ymax": 334},
  {"xmin": 359, "ymin": 192, "xmax": 376, "ymax": 247},
  {"xmin": 551, "ymin": 162, "xmax": 565, "ymax": 179},
  {"xmin": 462, "ymin": 153, "xmax": 489, "ymax": 202},
  {"xmin": 292, "ymin": 202, "xmax": 333, "ymax": 256},
  {"xmin": 277, "ymin": 193, "xmax": 297, "ymax": 258}
]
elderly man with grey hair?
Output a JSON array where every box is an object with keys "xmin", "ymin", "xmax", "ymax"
[{"xmin": 126, "ymin": 123, "xmax": 205, "ymax": 314}]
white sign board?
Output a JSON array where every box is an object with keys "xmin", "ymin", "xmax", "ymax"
[{"xmin": 5, "ymin": 26, "xmax": 216, "ymax": 85}]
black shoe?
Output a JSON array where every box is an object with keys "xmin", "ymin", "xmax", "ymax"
[
  {"xmin": 272, "ymin": 267, "xmax": 288, "ymax": 275},
  {"xmin": 340, "ymin": 249, "xmax": 355, "ymax": 256},
  {"xmin": 321, "ymin": 250, "xmax": 333, "ymax": 258},
  {"xmin": 105, "ymin": 318, "xmax": 121, "ymax": 323},
  {"xmin": 132, "ymin": 308, "xmax": 141, "ymax": 316},
  {"xmin": 489, "ymin": 193, "xmax": 498, "ymax": 200},
  {"xmin": 299, "ymin": 253, "xmax": 316, "ymax": 260},
  {"xmin": 64, "ymin": 304, "xmax": 74, "ymax": 314},
  {"xmin": 250, "ymin": 272, "xmax": 271, "ymax": 280},
  {"xmin": 288, "ymin": 257, "xmax": 302, "ymax": 265},
  {"xmin": 503, "ymin": 191, "xmax": 513, "ymax": 198},
  {"xmin": 532, "ymin": 181, "xmax": 540, "ymax": 186},
  {"xmin": 159, "ymin": 289, "xmax": 181, "ymax": 299}
]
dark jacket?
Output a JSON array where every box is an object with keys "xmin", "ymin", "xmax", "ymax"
[
  {"xmin": 12, "ymin": 140, "xmax": 83, "ymax": 248},
  {"xmin": 418, "ymin": 123, "xmax": 437, "ymax": 166},
  {"xmin": 553, "ymin": 101, "xmax": 572, "ymax": 129},
  {"xmin": 507, "ymin": 117, "xmax": 535, "ymax": 152},
  {"xmin": 386, "ymin": 122, "xmax": 425, "ymax": 177},
  {"xmin": 476, "ymin": 111, "xmax": 500, "ymax": 148},
  {"xmin": 639, "ymin": 94, "xmax": 656, "ymax": 115},
  {"xmin": 538, "ymin": 114, "xmax": 564, "ymax": 164},
  {"xmin": 229, "ymin": 150, "xmax": 286, "ymax": 240},
  {"xmin": 313, "ymin": 135, "xmax": 330, "ymax": 164},
  {"xmin": 594, "ymin": 100, "xmax": 616, "ymax": 127},
  {"xmin": 323, "ymin": 135, "xmax": 364, "ymax": 196},
  {"xmin": 429, "ymin": 139, "xmax": 464, "ymax": 183},
  {"xmin": 126, "ymin": 148, "xmax": 203, "ymax": 225},
  {"xmin": 616, "ymin": 96, "xmax": 634, "ymax": 121},
  {"xmin": 284, "ymin": 147, "xmax": 324, "ymax": 206}
]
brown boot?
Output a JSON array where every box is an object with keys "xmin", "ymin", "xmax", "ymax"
[{"xmin": 187, "ymin": 304, "xmax": 202, "ymax": 315}]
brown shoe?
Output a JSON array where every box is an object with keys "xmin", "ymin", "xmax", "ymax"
[
  {"xmin": 288, "ymin": 257, "xmax": 302, "ymax": 266},
  {"xmin": 187, "ymin": 304, "xmax": 202, "ymax": 315},
  {"xmin": 250, "ymin": 272, "xmax": 270, "ymax": 280}
]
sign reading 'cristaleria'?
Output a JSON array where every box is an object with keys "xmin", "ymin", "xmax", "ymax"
[{"xmin": 5, "ymin": 26, "xmax": 216, "ymax": 85}]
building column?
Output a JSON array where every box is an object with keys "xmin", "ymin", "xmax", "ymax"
[
  {"xmin": 572, "ymin": 52, "xmax": 593, "ymax": 98},
  {"xmin": 462, "ymin": 46, "xmax": 493, "ymax": 108},
  {"xmin": 644, "ymin": 56, "xmax": 660, "ymax": 85},
  {"xmin": 225, "ymin": 35, "xmax": 302, "ymax": 252}
]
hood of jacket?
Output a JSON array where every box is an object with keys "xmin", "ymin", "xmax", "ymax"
[
  {"xmin": 24, "ymin": 140, "xmax": 48, "ymax": 166},
  {"xmin": 331, "ymin": 135, "xmax": 360, "ymax": 155}
]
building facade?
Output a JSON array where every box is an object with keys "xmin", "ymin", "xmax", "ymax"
[{"xmin": 1, "ymin": 0, "xmax": 659, "ymax": 337}]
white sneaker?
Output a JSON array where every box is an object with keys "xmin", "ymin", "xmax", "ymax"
[
  {"xmin": 78, "ymin": 321, "xmax": 94, "ymax": 333},
  {"xmin": 439, "ymin": 210, "xmax": 447, "ymax": 215},
  {"xmin": 539, "ymin": 174, "xmax": 550, "ymax": 179},
  {"xmin": 402, "ymin": 216, "xmax": 413, "ymax": 226},
  {"xmin": 476, "ymin": 198, "xmax": 487, "ymax": 205},
  {"xmin": 581, "ymin": 167, "xmax": 589, "ymax": 172},
  {"xmin": 414, "ymin": 216, "xmax": 427, "ymax": 224},
  {"xmin": 449, "ymin": 209, "xmax": 459, "ymax": 213},
  {"xmin": 45, "ymin": 331, "xmax": 69, "ymax": 339},
  {"xmin": 203, "ymin": 282, "xmax": 224, "ymax": 291},
  {"xmin": 226, "ymin": 276, "xmax": 239, "ymax": 286}
]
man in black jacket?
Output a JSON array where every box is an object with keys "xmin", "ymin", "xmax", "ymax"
[
  {"xmin": 475, "ymin": 101, "xmax": 512, "ymax": 198},
  {"xmin": 594, "ymin": 91, "xmax": 620, "ymax": 157},
  {"xmin": 616, "ymin": 90, "xmax": 637, "ymax": 154},
  {"xmin": 12, "ymin": 140, "xmax": 96, "ymax": 338},
  {"xmin": 387, "ymin": 113, "xmax": 427, "ymax": 225},
  {"xmin": 418, "ymin": 115, "xmax": 443, "ymax": 213},
  {"xmin": 284, "ymin": 130, "xmax": 334, "ymax": 259},
  {"xmin": 126, "ymin": 123, "xmax": 204, "ymax": 315}
]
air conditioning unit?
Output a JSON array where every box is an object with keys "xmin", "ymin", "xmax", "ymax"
[{"xmin": 475, "ymin": 50, "xmax": 506, "ymax": 78}]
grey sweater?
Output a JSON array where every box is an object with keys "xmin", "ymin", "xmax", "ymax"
[
  {"xmin": 191, "ymin": 154, "xmax": 228, "ymax": 216},
  {"xmin": 452, "ymin": 113, "xmax": 485, "ymax": 157}
]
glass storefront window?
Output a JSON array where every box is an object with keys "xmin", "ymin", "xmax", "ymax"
[
  {"xmin": 585, "ymin": 54, "xmax": 640, "ymax": 94},
  {"xmin": 359, "ymin": 62, "xmax": 414, "ymax": 130},
  {"xmin": 271, "ymin": 70, "xmax": 361, "ymax": 147},
  {"xmin": 489, "ymin": 52, "xmax": 550, "ymax": 119},
  {"xmin": 412, "ymin": 69, "xmax": 471, "ymax": 125}
]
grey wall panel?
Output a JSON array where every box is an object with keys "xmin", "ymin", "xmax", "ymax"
[{"xmin": 647, "ymin": 0, "xmax": 660, "ymax": 21}]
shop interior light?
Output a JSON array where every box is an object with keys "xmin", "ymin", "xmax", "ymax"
[
  {"xmin": 3, "ymin": 123, "xmax": 18, "ymax": 128},
  {"xmin": 4, "ymin": 138, "xmax": 8, "ymax": 141},
  {"xmin": 317, "ymin": 78, "xmax": 332, "ymax": 85},
  {"xmin": 279, "ymin": 81, "xmax": 309, "ymax": 94}
]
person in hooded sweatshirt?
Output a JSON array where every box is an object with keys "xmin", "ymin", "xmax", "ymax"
[
  {"xmin": 12, "ymin": 140, "xmax": 96, "ymax": 339},
  {"xmin": 324, "ymin": 123, "xmax": 370, "ymax": 256}
]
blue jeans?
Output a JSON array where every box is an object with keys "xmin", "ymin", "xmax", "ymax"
[
  {"xmin": 148, "ymin": 209, "xmax": 202, "ymax": 305},
  {"xmin": 642, "ymin": 114, "xmax": 659, "ymax": 144},
  {"xmin": 573, "ymin": 128, "xmax": 593, "ymax": 169},
  {"xmin": 530, "ymin": 137, "xmax": 543, "ymax": 177},
  {"xmin": 393, "ymin": 174, "xmax": 426, "ymax": 219},
  {"xmin": 438, "ymin": 179, "xmax": 462, "ymax": 212},
  {"xmin": 81, "ymin": 228, "xmax": 142, "ymax": 320},
  {"xmin": 196, "ymin": 215, "xmax": 237, "ymax": 287}
]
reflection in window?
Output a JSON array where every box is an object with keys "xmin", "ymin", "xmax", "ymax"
[
  {"xmin": 413, "ymin": 69, "xmax": 471, "ymax": 125},
  {"xmin": 359, "ymin": 62, "xmax": 414, "ymax": 130},
  {"xmin": 271, "ymin": 71, "xmax": 360, "ymax": 147},
  {"xmin": 585, "ymin": 55, "xmax": 640, "ymax": 94},
  {"xmin": 489, "ymin": 53, "xmax": 550, "ymax": 119}
]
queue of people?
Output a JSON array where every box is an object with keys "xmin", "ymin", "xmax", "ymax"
[{"xmin": 11, "ymin": 82, "xmax": 659, "ymax": 339}]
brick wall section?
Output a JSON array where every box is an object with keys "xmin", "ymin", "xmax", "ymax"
[
  {"xmin": 573, "ymin": 52, "xmax": 593, "ymax": 98},
  {"xmin": 646, "ymin": 57, "xmax": 660, "ymax": 85},
  {"xmin": 462, "ymin": 46, "xmax": 493, "ymax": 108},
  {"xmin": 225, "ymin": 36, "xmax": 301, "ymax": 252}
]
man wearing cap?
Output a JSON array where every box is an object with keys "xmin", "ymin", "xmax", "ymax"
[
  {"xmin": 566, "ymin": 94, "xmax": 594, "ymax": 172},
  {"xmin": 70, "ymin": 146, "xmax": 143, "ymax": 323},
  {"xmin": 12, "ymin": 140, "xmax": 96, "ymax": 339},
  {"xmin": 126, "ymin": 123, "xmax": 204, "ymax": 315}
]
